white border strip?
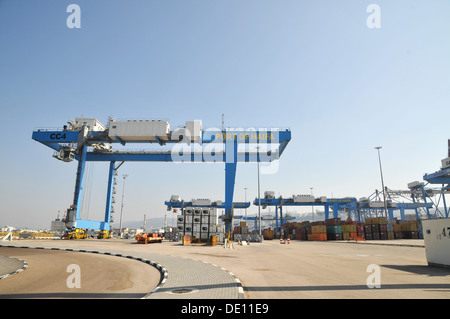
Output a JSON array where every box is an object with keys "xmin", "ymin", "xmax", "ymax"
[{"xmin": 0, "ymin": 257, "xmax": 28, "ymax": 280}]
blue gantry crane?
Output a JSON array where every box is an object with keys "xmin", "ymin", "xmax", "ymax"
[
  {"xmin": 252, "ymin": 192, "xmax": 357, "ymax": 234},
  {"xmin": 32, "ymin": 118, "xmax": 291, "ymax": 235},
  {"xmin": 164, "ymin": 196, "xmax": 294, "ymax": 233}
]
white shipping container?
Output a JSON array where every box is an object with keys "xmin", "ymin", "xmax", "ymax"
[
  {"xmin": 194, "ymin": 209, "xmax": 202, "ymax": 215},
  {"xmin": 185, "ymin": 209, "xmax": 193, "ymax": 215},
  {"xmin": 202, "ymin": 209, "xmax": 210, "ymax": 215},
  {"xmin": 185, "ymin": 216, "xmax": 193, "ymax": 224},
  {"xmin": 293, "ymin": 195, "xmax": 315, "ymax": 203},
  {"xmin": 423, "ymin": 218, "xmax": 450, "ymax": 267},
  {"xmin": 193, "ymin": 217, "xmax": 201, "ymax": 224},
  {"xmin": 192, "ymin": 198, "xmax": 211, "ymax": 206},
  {"xmin": 201, "ymin": 216, "xmax": 209, "ymax": 224},
  {"xmin": 108, "ymin": 119, "xmax": 170, "ymax": 141},
  {"xmin": 200, "ymin": 233, "xmax": 209, "ymax": 240},
  {"xmin": 209, "ymin": 214, "xmax": 219, "ymax": 225},
  {"xmin": 193, "ymin": 224, "xmax": 201, "ymax": 232},
  {"xmin": 177, "ymin": 216, "xmax": 185, "ymax": 224}
]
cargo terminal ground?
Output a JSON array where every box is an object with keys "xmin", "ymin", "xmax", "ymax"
[{"xmin": 1, "ymin": 238, "xmax": 449, "ymax": 299}]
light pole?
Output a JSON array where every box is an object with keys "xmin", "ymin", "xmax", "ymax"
[
  {"xmin": 119, "ymin": 174, "xmax": 128, "ymax": 238},
  {"xmin": 310, "ymin": 187, "xmax": 314, "ymax": 222},
  {"xmin": 244, "ymin": 187, "xmax": 248, "ymax": 222},
  {"xmin": 374, "ymin": 147, "xmax": 388, "ymax": 218},
  {"xmin": 257, "ymin": 160, "xmax": 262, "ymax": 238}
]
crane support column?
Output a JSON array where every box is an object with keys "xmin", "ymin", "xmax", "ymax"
[
  {"xmin": 333, "ymin": 202, "xmax": 339, "ymax": 218},
  {"xmin": 103, "ymin": 161, "xmax": 116, "ymax": 230},
  {"xmin": 72, "ymin": 144, "xmax": 88, "ymax": 224},
  {"xmin": 420, "ymin": 184, "xmax": 432, "ymax": 219},
  {"xmin": 275, "ymin": 206, "xmax": 279, "ymax": 234},
  {"xmin": 325, "ymin": 204, "xmax": 330, "ymax": 220},
  {"xmin": 224, "ymin": 136, "xmax": 238, "ymax": 234}
]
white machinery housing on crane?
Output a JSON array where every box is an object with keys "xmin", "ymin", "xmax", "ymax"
[
  {"xmin": 293, "ymin": 195, "xmax": 315, "ymax": 203},
  {"xmin": 108, "ymin": 119, "xmax": 170, "ymax": 141}
]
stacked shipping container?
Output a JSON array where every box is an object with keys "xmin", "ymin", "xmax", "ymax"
[
  {"xmin": 277, "ymin": 217, "xmax": 421, "ymax": 242},
  {"xmin": 177, "ymin": 208, "xmax": 225, "ymax": 243},
  {"xmin": 393, "ymin": 220, "xmax": 419, "ymax": 239},
  {"xmin": 311, "ymin": 222, "xmax": 327, "ymax": 241},
  {"xmin": 326, "ymin": 218, "xmax": 342, "ymax": 240}
]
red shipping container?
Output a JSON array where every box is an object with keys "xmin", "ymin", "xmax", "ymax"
[
  {"xmin": 395, "ymin": 232, "xmax": 404, "ymax": 239},
  {"xmin": 357, "ymin": 224, "xmax": 365, "ymax": 234},
  {"xmin": 379, "ymin": 224, "xmax": 387, "ymax": 232}
]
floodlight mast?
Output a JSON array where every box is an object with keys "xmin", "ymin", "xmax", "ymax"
[{"xmin": 374, "ymin": 146, "xmax": 388, "ymax": 218}]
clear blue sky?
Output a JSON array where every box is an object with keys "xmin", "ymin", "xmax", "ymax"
[{"xmin": 0, "ymin": 0, "xmax": 449, "ymax": 229}]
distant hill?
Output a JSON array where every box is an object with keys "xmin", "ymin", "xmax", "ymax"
[{"xmin": 112, "ymin": 216, "xmax": 176, "ymax": 230}]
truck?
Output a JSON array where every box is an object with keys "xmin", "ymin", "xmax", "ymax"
[{"xmin": 135, "ymin": 232, "xmax": 163, "ymax": 244}]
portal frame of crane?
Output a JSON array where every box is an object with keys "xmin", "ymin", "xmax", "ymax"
[{"xmin": 32, "ymin": 127, "xmax": 291, "ymax": 233}]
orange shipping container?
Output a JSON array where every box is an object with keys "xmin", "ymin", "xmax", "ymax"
[{"xmin": 312, "ymin": 233, "xmax": 327, "ymax": 241}]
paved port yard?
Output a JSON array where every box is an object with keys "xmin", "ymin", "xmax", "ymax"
[{"xmin": 1, "ymin": 238, "xmax": 450, "ymax": 299}]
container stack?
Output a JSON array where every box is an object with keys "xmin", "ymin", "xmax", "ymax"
[
  {"xmin": 311, "ymin": 221, "xmax": 327, "ymax": 241},
  {"xmin": 364, "ymin": 223, "xmax": 372, "ymax": 240},
  {"xmin": 233, "ymin": 221, "xmax": 249, "ymax": 236},
  {"xmin": 325, "ymin": 218, "xmax": 342, "ymax": 240},
  {"xmin": 273, "ymin": 217, "xmax": 421, "ymax": 242},
  {"xmin": 263, "ymin": 228, "xmax": 274, "ymax": 240},
  {"xmin": 394, "ymin": 220, "xmax": 419, "ymax": 239},
  {"xmin": 387, "ymin": 219, "xmax": 395, "ymax": 239},
  {"xmin": 294, "ymin": 221, "xmax": 310, "ymax": 240},
  {"xmin": 342, "ymin": 223, "xmax": 357, "ymax": 240},
  {"xmin": 177, "ymin": 207, "xmax": 224, "ymax": 243},
  {"xmin": 365, "ymin": 217, "xmax": 386, "ymax": 240},
  {"xmin": 356, "ymin": 223, "xmax": 365, "ymax": 239}
]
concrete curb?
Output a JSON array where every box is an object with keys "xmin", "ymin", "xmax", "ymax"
[{"xmin": 0, "ymin": 244, "xmax": 168, "ymax": 298}]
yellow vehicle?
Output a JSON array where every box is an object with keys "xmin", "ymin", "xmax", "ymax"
[
  {"xmin": 62, "ymin": 228, "xmax": 88, "ymax": 240},
  {"xmin": 97, "ymin": 230, "xmax": 111, "ymax": 239}
]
